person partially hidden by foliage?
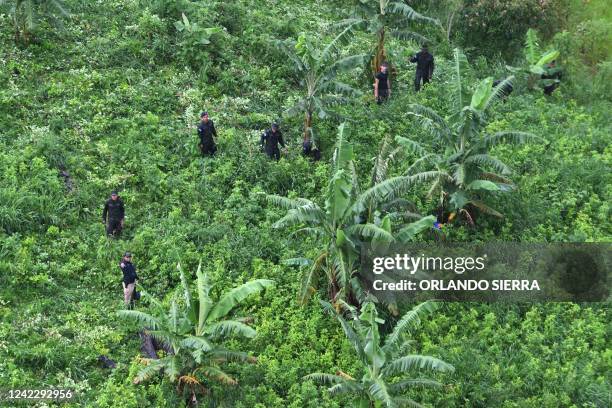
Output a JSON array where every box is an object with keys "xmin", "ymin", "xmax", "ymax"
[
  {"xmin": 410, "ymin": 44, "xmax": 435, "ymax": 92},
  {"xmin": 260, "ymin": 122, "xmax": 285, "ymax": 160},
  {"xmin": 302, "ymin": 139, "xmax": 322, "ymax": 161},
  {"xmin": 374, "ymin": 62, "xmax": 391, "ymax": 104},
  {"xmin": 197, "ymin": 111, "xmax": 217, "ymax": 156},
  {"xmin": 493, "ymin": 79, "xmax": 513, "ymax": 102},
  {"xmin": 541, "ymin": 61, "xmax": 562, "ymax": 96},
  {"xmin": 120, "ymin": 252, "xmax": 138, "ymax": 309},
  {"xmin": 102, "ymin": 191, "xmax": 124, "ymax": 237}
]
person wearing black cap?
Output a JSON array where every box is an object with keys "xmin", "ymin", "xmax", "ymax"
[
  {"xmin": 197, "ymin": 111, "xmax": 218, "ymax": 156},
  {"xmin": 260, "ymin": 122, "xmax": 285, "ymax": 160},
  {"xmin": 102, "ymin": 191, "xmax": 125, "ymax": 237},
  {"xmin": 410, "ymin": 44, "xmax": 435, "ymax": 92},
  {"xmin": 120, "ymin": 252, "xmax": 138, "ymax": 308}
]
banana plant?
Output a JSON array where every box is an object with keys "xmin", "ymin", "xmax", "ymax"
[
  {"xmin": 507, "ymin": 28, "xmax": 560, "ymax": 89},
  {"xmin": 118, "ymin": 263, "xmax": 274, "ymax": 405},
  {"xmin": 0, "ymin": 0, "xmax": 69, "ymax": 45},
  {"xmin": 306, "ymin": 301, "xmax": 454, "ymax": 407},
  {"xmin": 339, "ymin": 0, "xmax": 439, "ymax": 75},
  {"xmin": 399, "ymin": 49, "xmax": 539, "ymax": 223},
  {"xmin": 275, "ymin": 30, "xmax": 365, "ymax": 147},
  {"xmin": 268, "ymin": 123, "xmax": 436, "ymax": 306}
]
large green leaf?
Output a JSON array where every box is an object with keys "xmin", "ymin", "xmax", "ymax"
[
  {"xmin": 396, "ymin": 216, "xmax": 435, "ymax": 243},
  {"xmin": 535, "ymin": 50, "xmax": 560, "ymax": 68},
  {"xmin": 207, "ymin": 279, "xmax": 275, "ymax": 322},
  {"xmin": 467, "ymin": 180, "xmax": 501, "ymax": 191},
  {"xmin": 470, "ymin": 77, "xmax": 493, "ymax": 111}
]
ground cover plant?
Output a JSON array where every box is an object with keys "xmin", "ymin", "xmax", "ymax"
[{"xmin": 0, "ymin": 0, "xmax": 610, "ymax": 407}]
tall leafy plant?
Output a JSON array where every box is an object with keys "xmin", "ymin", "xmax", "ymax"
[
  {"xmin": 340, "ymin": 0, "xmax": 438, "ymax": 75},
  {"xmin": 399, "ymin": 49, "xmax": 539, "ymax": 223},
  {"xmin": 118, "ymin": 263, "xmax": 274, "ymax": 405},
  {"xmin": 275, "ymin": 30, "xmax": 365, "ymax": 146},
  {"xmin": 306, "ymin": 301, "xmax": 454, "ymax": 407},
  {"xmin": 0, "ymin": 0, "xmax": 69, "ymax": 45},
  {"xmin": 508, "ymin": 28, "xmax": 560, "ymax": 89},
  {"xmin": 268, "ymin": 124, "xmax": 435, "ymax": 306}
]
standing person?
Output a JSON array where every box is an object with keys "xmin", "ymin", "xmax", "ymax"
[
  {"xmin": 197, "ymin": 111, "xmax": 218, "ymax": 156},
  {"xmin": 260, "ymin": 122, "xmax": 285, "ymax": 160},
  {"xmin": 374, "ymin": 62, "xmax": 391, "ymax": 104},
  {"xmin": 120, "ymin": 252, "xmax": 138, "ymax": 308},
  {"xmin": 410, "ymin": 44, "xmax": 435, "ymax": 92},
  {"xmin": 102, "ymin": 191, "xmax": 125, "ymax": 237}
]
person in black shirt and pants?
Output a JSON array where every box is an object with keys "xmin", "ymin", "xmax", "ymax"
[
  {"xmin": 260, "ymin": 122, "xmax": 285, "ymax": 160},
  {"xmin": 410, "ymin": 44, "xmax": 435, "ymax": 92},
  {"xmin": 374, "ymin": 62, "xmax": 391, "ymax": 104},
  {"xmin": 120, "ymin": 252, "xmax": 138, "ymax": 308},
  {"xmin": 197, "ymin": 111, "xmax": 218, "ymax": 156},
  {"xmin": 102, "ymin": 191, "xmax": 125, "ymax": 237}
]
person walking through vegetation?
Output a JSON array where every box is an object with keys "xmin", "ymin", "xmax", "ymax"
[
  {"xmin": 102, "ymin": 191, "xmax": 125, "ymax": 237},
  {"xmin": 374, "ymin": 62, "xmax": 391, "ymax": 104},
  {"xmin": 197, "ymin": 111, "xmax": 218, "ymax": 156},
  {"xmin": 260, "ymin": 122, "xmax": 285, "ymax": 160},
  {"xmin": 410, "ymin": 44, "xmax": 434, "ymax": 92},
  {"xmin": 541, "ymin": 61, "xmax": 562, "ymax": 96},
  {"xmin": 120, "ymin": 252, "xmax": 138, "ymax": 309}
]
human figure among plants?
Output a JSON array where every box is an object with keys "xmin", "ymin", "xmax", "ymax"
[
  {"xmin": 197, "ymin": 111, "xmax": 218, "ymax": 156},
  {"xmin": 374, "ymin": 61, "xmax": 391, "ymax": 104},
  {"xmin": 102, "ymin": 191, "xmax": 125, "ymax": 237},
  {"xmin": 119, "ymin": 252, "xmax": 138, "ymax": 309},
  {"xmin": 410, "ymin": 43, "xmax": 435, "ymax": 91},
  {"xmin": 260, "ymin": 122, "xmax": 286, "ymax": 160}
]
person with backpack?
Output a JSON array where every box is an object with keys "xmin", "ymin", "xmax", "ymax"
[
  {"xmin": 102, "ymin": 191, "xmax": 125, "ymax": 237},
  {"xmin": 120, "ymin": 252, "xmax": 138, "ymax": 308}
]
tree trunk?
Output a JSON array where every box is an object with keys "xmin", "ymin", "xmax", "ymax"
[
  {"xmin": 303, "ymin": 110, "xmax": 312, "ymax": 142},
  {"xmin": 371, "ymin": 28, "xmax": 386, "ymax": 76},
  {"xmin": 139, "ymin": 330, "xmax": 159, "ymax": 359}
]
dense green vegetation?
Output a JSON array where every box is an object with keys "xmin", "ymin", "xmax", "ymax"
[{"xmin": 0, "ymin": 0, "xmax": 610, "ymax": 407}]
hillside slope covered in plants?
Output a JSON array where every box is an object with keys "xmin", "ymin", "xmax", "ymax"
[{"xmin": 0, "ymin": 0, "xmax": 610, "ymax": 407}]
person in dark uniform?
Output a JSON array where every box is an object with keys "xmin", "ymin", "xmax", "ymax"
[
  {"xmin": 302, "ymin": 138, "xmax": 321, "ymax": 161},
  {"xmin": 410, "ymin": 44, "xmax": 435, "ymax": 92},
  {"xmin": 374, "ymin": 62, "xmax": 391, "ymax": 104},
  {"xmin": 102, "ymin": 191, "xmax": 125, "ymax": 237},
  {"xmin": 541, "ymin": 61, "xmax": 562, "ymax": 96},
  {"xmin": 260, "ymin": 122, "xmax": 285, "ymax": 160},
  {"xmin": 197, "ymin": 111, "xmax": 218, "ymax": 156},
  {"xmin": 119, "ymin": 252, "xmax": 138, "ymax": 308}
]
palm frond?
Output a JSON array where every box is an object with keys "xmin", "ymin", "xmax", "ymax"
[
  {"xmin": 387, "ymin": 2, "xmax": 439, "ymax": 25},
  {"xmin": 267, "ymin": 194, "xmax": 315, "ymax": 210},
  {"xmin": 383, "ymin": 355, "xmax": 455, "ymax": 377},
  {"xmin": 483, "ymin": 131, "xmax": 540, "ymax": 148},
  {"xmin": 368, "ymin": 378, "xmax": 394, "ymax": 407},
  {"xmin": 347, "ymin": 223, "xmax": 395, "ymax": 242},
  {"xmin": 117, "ymin": 310, "xmax": 161, "ymax": 330},
  {"xmin": 180, "ymin": 335, "xmax": 213, "ymax": 352},
  {"xmin": 395, "ymin": 215, "xmax": 436, "ymax": 243},
  {"xmin": 207, "ymin": 280, "xmax": 274, "ymax": 322},
  {"xmin": 388, "ymin": 378, "xmax": 442, "ymax": 392},
  {"xmin": 204, "ymin": 320, "xmax": 257, "ymax": 339},
  {"xmin": 298, "ymin": 251, "xmax": 327, "ymax": 304},
  {"xmin": 465, "ymin": 154, "xmax": 511, "ymax": 175},
  {"xmin": 384, "ymin": 301, "xmax": 440, "ymax": 349}
]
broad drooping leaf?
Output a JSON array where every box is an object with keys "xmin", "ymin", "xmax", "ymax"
[{"xmin": 467, "ymin": 180, "xmax": 501, "ymax": 191}]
